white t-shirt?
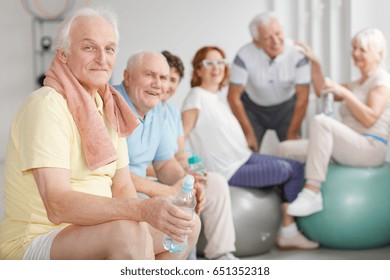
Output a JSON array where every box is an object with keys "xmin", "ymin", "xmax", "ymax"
[
  {"xmin": 181, "ymin": 87, "xmax": 252, "ymax": 180},
  {"xmin": 230, "ymin": 39, "xmax": 310, "ymax": 106},
  {"xmin": 341, "ymin": 69, "xmax": 390, "ymax": 139}
]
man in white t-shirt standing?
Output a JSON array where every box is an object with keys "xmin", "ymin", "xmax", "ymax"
[{"xmin": 228, "ymin": 12, "xmax": 310, "ymax": 152}]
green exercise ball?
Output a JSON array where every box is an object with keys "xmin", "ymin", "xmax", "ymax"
[{"xmin": 297, "ymin": 163, "xmax": 390, "ymax": 249}]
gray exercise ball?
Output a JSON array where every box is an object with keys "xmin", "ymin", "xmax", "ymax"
[{"xmin": 197, "ymin": 186, "xmax": 282, "ymax": 257}]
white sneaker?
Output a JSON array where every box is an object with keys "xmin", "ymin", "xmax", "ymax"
[
  {"xmin": 212, "ymin": 253, "xmax": 240, "ymax": 260},
  {"xmin": 277, "ymin": 231, "xmax": 319, "ymax": 250},
  {"xmin": 287, "ymin": 189, "xmax": 323, "ymax": 216}
]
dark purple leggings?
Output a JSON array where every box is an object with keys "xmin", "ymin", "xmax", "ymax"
[{"xmin": 228, "ymin": 153, "xmax": 304, "ymax": 202}]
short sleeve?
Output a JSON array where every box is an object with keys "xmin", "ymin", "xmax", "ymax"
[
  {"xmin": 116, "ymin": 137, "xmax": 129, "ymax": 169},
  {"xmin": 18, "ymin": 92, "xmax": 71, "ymax": 171},
  {"xmin": 371, "ymin": 71, "xmax": 390, "ymax": 89},
  {"xmin": 181, "ymin": 88, "xmax": 202, "ymax": 112},
  {"xmin": 229, "ymin": 54, "xmax": 249, "ymax": 86},
  {"xmin": 176, "ymin": 118, "xmax": 184, "ymax": 138},
  {"xmin": 154, "ymin": 122, "xmax": 175, "ymax": 162},
  {"xmin": 294, "ymin": 53, "xmax": 311, "ymax": 86},
  {"xmin": 171, "ymin": 106, "xmax": 184, "ymax": 138}
]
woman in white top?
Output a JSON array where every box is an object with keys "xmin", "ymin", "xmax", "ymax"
[
  {"xmin": 182, "ymin": 46, "xmax": 319, "ymax": 250},
  {"xmin": 278, "ymin": 28, "xmax": 390, "ymax": 217}
]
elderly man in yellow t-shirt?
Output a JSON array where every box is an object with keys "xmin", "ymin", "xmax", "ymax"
[{"xmin": 0, "ymin": 7, "xmax": 200, "ymax": 260}]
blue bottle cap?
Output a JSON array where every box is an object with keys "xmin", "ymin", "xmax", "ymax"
[{"xmin": 188, "ymin": 155, "xmax": 202, "ymax": 165}]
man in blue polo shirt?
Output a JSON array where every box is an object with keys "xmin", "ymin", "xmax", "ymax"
[
  {"xmin": 228, "ymin": 11, "xmax": 311, "ymax": 152},
  {"xmin": 114, "ymin": 51, "xmax": 199, "ymax": 199},
  {"xmin": 114, "ymin": 51, "xmax": 239, "ymax": 260}
]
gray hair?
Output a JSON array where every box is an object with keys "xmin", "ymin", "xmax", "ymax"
[
  {"xmin": 55, "ymin": 6, "xmax": 119, "ymax": 54},
  {"xmin": 353, "ymin": 28, "xmax": 387, "ymax": 69},
  {"xmin": 249, "ymin": 11, "xmax": 282, "ymax": 40},
  {"xmin": 126, "ymin": 51, "xmax": 168, "ymax": 71}
]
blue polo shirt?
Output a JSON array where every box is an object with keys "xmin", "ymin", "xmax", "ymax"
[
  {"xmin": 114, "ymin": 82, "xmax": 174, "ymax": 177},
  {"xmin": 163, "ymin": 101, "xmax": 184, "ymax": 154}
]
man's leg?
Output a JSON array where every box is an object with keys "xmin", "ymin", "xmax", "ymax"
[
  {"xmin": 50, "ymin": 220, "xmax": 154, "ymax": 260},
  {"xmin": 272, "ymin": 96, "xmax": 296, "ymax": 141},
  {"xmin": 241, "ymin": 93, "xmax": 267, "ymax": 150}
]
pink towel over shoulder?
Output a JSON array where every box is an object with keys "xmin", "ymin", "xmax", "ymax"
[{"xmin": 44, "ymin": 55, "xmax": 140, "ymax": 170}]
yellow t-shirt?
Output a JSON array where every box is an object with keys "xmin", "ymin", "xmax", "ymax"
[{"xmin": 0, "ymin": 86, "xmax": 129, "ymax": 259}]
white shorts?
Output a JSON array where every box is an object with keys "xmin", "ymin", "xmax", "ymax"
[{"xmin": 22, "ymin": 228, "xmax": 62, "ymax": 260}]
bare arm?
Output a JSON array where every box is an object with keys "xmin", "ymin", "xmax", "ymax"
[
  {"xmin": 181, "ymin": 108, "xmax": 198, "ymax": 142},
  {"xmin": 146, "ymin": 165, "xmax": 157, "ymax": 178},
  {"xmin": 180, "ymin": 108, "xmax": 208, "ymax": 214},
  {"xmin": 134, "ymin": 159, "xmax": 205, "ymax": 214},
  {"xmin": 146, "ymin": 135, "xmax": 189, "ymax": 179},
  {"xmin": 324, "ymin": 81, "xmax": 390, "ymax": 127},
  {"xmin": 295, "ymin": 41, "xmax": 326, "ymax": 97},
  {"xmin": 131, "ymin": 171, "xmax": 181, "ymax": 198},
  {"xmin": 227, "ymin": 84, "xmax": 259, "ymax": 152},
  {"xmin": 111, "ymin": 166, "xmax": 138, "ymax": 198},
  {"xmin": 287, "ymin": 85, "xmax": 310, "ymax": 139},
  {"xmin": 33, "ymin": 167, "xmax": 144, "ymax": 225},
  {"xmin": 175, "ymin": 135, "xmax": 189, "ymax": 170},
  {"xmin": 153, "ymin": 157, "xmax": 187, "ymax": 185},
  {"xmin": 33, "ymin": 166, "xmax": 195, "ymax": 238}
]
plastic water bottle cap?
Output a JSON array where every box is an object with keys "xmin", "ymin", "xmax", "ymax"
[
  {"xmin": 188, "ymin": 155, "xmax": 202, "ymax": 164},
  {"xmin": 183, "ymin": 175, "xmax": 195, "ymax": 192}
]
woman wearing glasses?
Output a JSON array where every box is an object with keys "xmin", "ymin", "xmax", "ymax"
[{"xmin": 181, "ymin": 46, "xmax": 319, "ymax": 250}]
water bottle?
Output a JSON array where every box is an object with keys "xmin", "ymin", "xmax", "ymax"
[
  {"xmin": 188, "ymin": 154, "xmax": 205, "ymax": 174},
  {"xmin": 163, "ymin": 175, "xmax": 197, "ymax": 253},
  {"xmin": 186, "ymin": 154, "xmax": 203, "ymax": 260},
  {"xmin": 321, "ymin": 91, "xmax": 334, "ymax": 116}
]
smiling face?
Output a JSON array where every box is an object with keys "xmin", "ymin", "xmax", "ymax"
[
  {"xmin": 255, "ymin": 18, "xmax": 284, "ymax": 59},
  {"xmin": 162, "ymin": 67, "xmax": 181, "ymax": 102},
  {"xmin": 197, "ymin": 49, "xmax": 226, "ymax": 90},
  {"xmin": 58, "ymin": 16, "xmax": 117, "ymax": 95},
  {"xmin": 351, "ymin": 39, "xmax": 381, "ymax": 73},
  {"xmin": 124, "ymin": 53, "xmax": 170, "ymax": 118}
]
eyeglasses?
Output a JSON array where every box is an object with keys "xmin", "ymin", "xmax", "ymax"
[{"xmin": 201, "ymin": 59, "xmax": 226, "ymax": 68}]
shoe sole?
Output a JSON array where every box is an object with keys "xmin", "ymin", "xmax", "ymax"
[
  {"xmin": 287, "ymin": 205, "xmax": 323, "ymax": 217},
  {"xmin": 276, "ymin": 244, "xmax": 320, "ymax": 250}
]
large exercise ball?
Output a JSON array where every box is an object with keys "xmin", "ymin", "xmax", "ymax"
[
  {"xmin": 297, "ymin": 163, "xmax": 390, "ymax": 249},
  {"xmin": 197, "ymin": 186, "xmax": 282, "ymax": 257}
]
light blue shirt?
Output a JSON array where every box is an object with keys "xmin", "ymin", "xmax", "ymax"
[
  {"xmin": 163, "ymin": 101, "xmax": 184, "ymax": 154},
  {"xmin": 114, "ymin": 82, "xmax": 174, "ymax": 177}
]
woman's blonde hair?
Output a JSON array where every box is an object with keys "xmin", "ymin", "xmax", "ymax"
[{"xmin": 353, "ymin": 28, "xmax": 387, "ymax": 69}]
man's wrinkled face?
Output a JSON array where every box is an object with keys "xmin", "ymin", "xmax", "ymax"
[
  {"xmin": 58, "ymin": 16, "xmax": 117, "ymax": 95},
  {"xmin": 125, "ymin": 54, "xmax": 170, "ymax": 117},
  {"xmin": 256, "ymin": 19, "xmax": 284, "ymax": 59}
]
